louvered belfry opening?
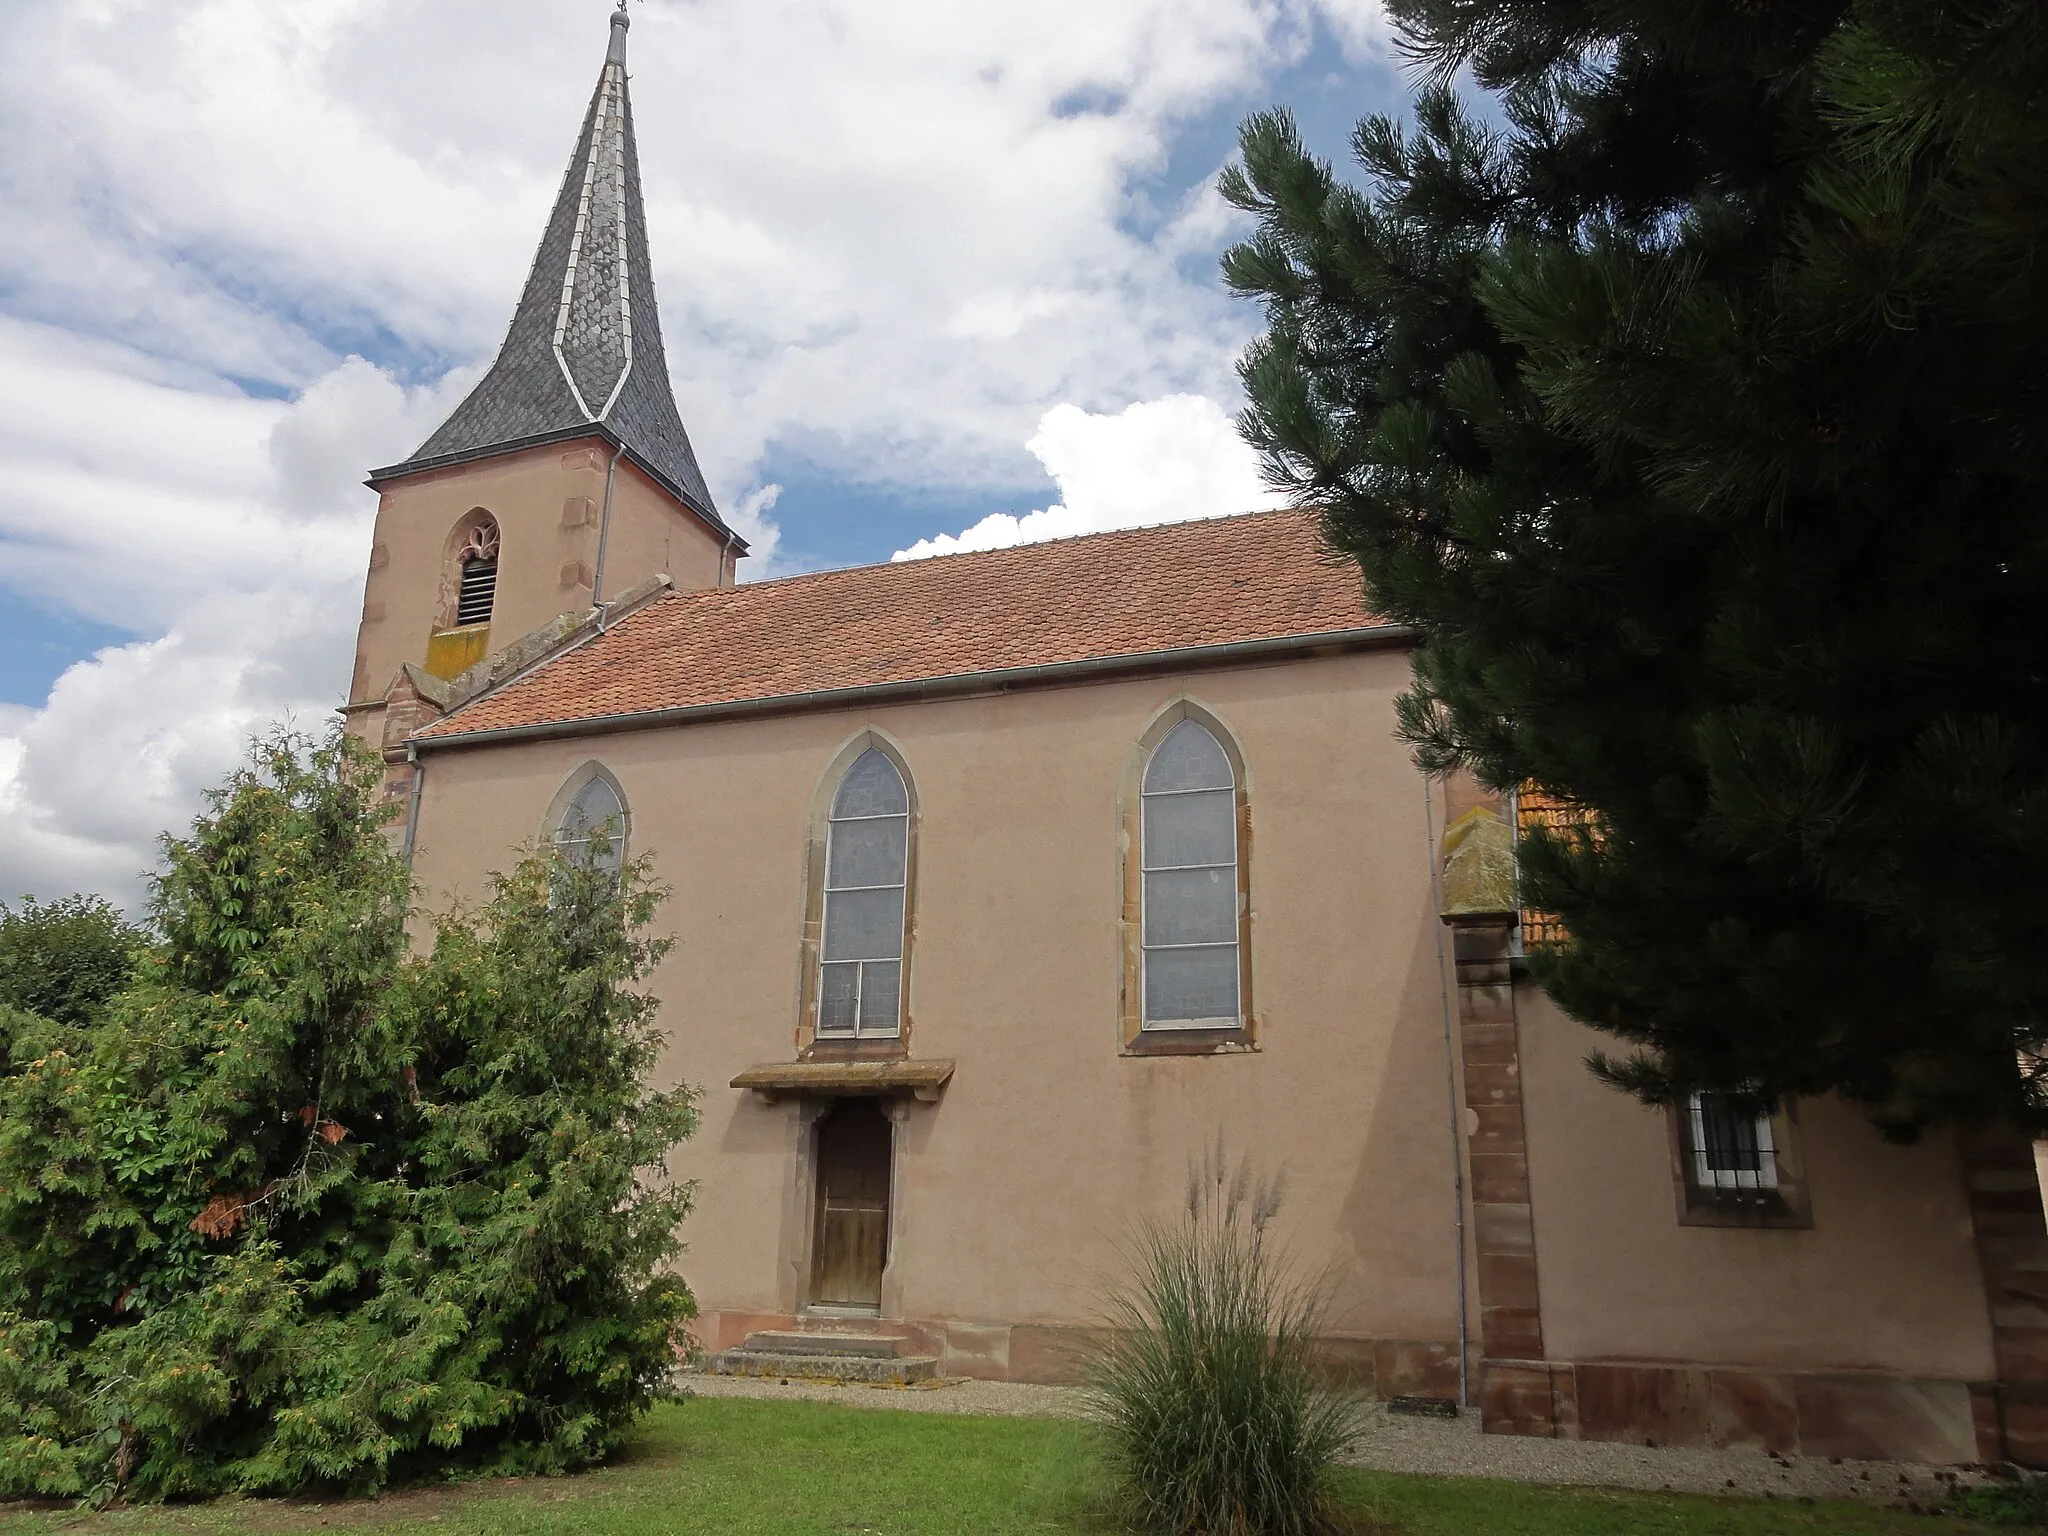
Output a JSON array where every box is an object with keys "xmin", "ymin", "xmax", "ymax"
[
  {"xmin": 453, "ymin": 518, "xmax": 501, "ymax": 628},
  {"xmin": 457, "ymin": 555, "xmax": 498, "ymax": 626}
]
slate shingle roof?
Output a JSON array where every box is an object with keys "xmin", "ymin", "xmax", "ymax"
[
  {"xmin": 371, "ymin": 9, "xmax": 729, "ymax": 536},
  {"xmin": 415, "ymin": 509, "xmax": 1393, "ymax": 742}
]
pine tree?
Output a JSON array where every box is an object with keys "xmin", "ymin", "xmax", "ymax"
[
  {"xmin": 1223, "ymin": 0, "xmax": 2048, "ymax": 1134},
  {"xmin": 0, "ymin": 728, "xmax": 696, "ymax": 1499}
]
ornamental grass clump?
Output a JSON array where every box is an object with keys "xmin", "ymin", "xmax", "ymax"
[{"xmin": 1085, "ymin": 1141, "xmax": 1362, "ymax": 1536}]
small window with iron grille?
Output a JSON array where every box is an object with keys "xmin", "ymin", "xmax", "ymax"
[
  {"xmin": 1686, "ymin": 1091, "xmax": 1777, "ymax": 1191},
  {"xmin": 1668, "ymin": 1090, "xmax": 1810, "ymax": 1228}
]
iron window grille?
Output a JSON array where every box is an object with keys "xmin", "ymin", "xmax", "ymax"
[{"xmin": 1687, "ymin": 1090, "xmax": 1779, "ymax": 1191}]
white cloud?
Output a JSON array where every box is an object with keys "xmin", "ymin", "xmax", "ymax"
[
  {"xmin": 892, "ymin": 394, "xmax": 1286, "ymax": 560},
  {"xmin": 0, "ymin": 346, "xmax": 463, "ymax": 910},
  {"xmin": 724, "ymin": 483, "xmax": 786, "ymax": 579},
  {"xmin": 0, "ymin": 0, "xmax": 1393, "ymax": 499},
  {"xmin": 0, "ymin": 0, "xmax": 1396, "ymax": 906},
  {"xmin": 0, "ymin": 587, "xmax": 360, "ymax": 907}
]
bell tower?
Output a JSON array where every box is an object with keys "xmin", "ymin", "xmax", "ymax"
[{"xmin": 343, "ymin": 2, "xmax": 744, "ymax": 788}]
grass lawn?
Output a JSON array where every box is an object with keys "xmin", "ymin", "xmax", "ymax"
[{"xmin": 0, "ymin": 1397, "xmax": 2010, "ymax": 1536}]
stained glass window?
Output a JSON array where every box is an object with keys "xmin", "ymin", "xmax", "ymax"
[
  {"xmin": 556, "ymin": 774, "xmax": 627, "ymax": 875},
  {"xmin": 819, "ymin": 750, "xmax": 909, "ymax": 1036},
  {"xmin": 1141, "ymin": 720, "xmax": 1240, "ymax": 1027}
]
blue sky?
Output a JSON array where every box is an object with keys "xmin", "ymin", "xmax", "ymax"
[
  {"xmin": 756, "ymin": 26, "xmax": 1403, "ymax": 575},
  {"xmin": 0, "ymin": 607, "xmax": 135, "ymax": 708},
  {"xmin": 0, "ymin": 0, "xmax": 1416, "ymax": 903}
]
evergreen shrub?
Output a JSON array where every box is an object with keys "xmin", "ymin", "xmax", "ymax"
[
  {"xmin": 0, "ymin": 893, "xmax": 142, "ymax": 1035},
  {"xmin": 0, "ymin": 727, "xmax": 698, "ymax": 1500},
  {"xmin": 1085, "ymin": 1143, "xmax": 1361, "ymax": 1536}
]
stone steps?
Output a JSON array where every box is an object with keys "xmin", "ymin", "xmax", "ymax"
[
  {"xmin": 708, "ymin": 1328, "xmax": 939, "ymax": 1384},
  {"xmin": 739, "ymin": 1330, "xmax": 904, "ymax": 1359}
]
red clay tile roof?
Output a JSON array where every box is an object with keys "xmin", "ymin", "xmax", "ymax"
[{"xmin": 416, "ymin": 509, "xmax": 1390, "ymax": 741}]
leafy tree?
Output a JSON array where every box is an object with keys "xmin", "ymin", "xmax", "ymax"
[
  {"xmin": 1223, "ymin": 0, "xmax": 2048, "ymax": 1135},
  {"xmin": 0, "ymin": 894, "xmax": 143, "ymax": 1036},
  {"xmin": 0, "ymin": 727, "xmax": 697, "ymax": 1500}
]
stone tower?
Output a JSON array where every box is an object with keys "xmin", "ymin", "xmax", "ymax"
[{"xmin": 343, "ymin": 3, "xmax": 743, "ymax": 796}]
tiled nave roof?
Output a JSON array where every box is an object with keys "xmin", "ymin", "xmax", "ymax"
[{"xmin": 415, "ymin": 509, "xmax": 1393, "ymax": 742}]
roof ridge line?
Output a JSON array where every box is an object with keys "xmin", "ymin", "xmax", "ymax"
[{"xmin": 685, "ymin": 506, "xmax": 1311, "ymax": 598}]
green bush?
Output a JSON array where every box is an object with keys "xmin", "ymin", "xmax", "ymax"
[
  {"xmin": 1085, "ymin": 1142, "xmax": 1362, "ymax": 1536},
  {"xmin": 0, "ymin": 892, "xmax": 143, "ymax": 1036},
  {"xmin": 0, "ymin": 727, "xmax": 698, "ymax": 1501},
  {"xmin": 1952, "ymin": 1478, "xmax": 2048, "ymax": 1527}
]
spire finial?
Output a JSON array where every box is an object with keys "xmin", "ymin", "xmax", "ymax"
[{"xmin": 607, "ymin": 0, "xmax": 629, "ymax": 63}]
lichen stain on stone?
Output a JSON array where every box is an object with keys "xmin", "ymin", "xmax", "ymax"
[{"xmin": 1439, "ymin": 806, "xmax": 1517, "ymax": 917}]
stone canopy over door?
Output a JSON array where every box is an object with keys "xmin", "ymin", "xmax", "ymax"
[{"xmin": 811, "ymin": 1098, "xmax": 892, "ymax": 1309}]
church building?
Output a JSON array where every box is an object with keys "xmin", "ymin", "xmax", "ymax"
[{"xmin": 344, "ymin": 5, "xmax": 2048, "ymax": 1467}]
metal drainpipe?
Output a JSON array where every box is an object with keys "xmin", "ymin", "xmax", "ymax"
[
  {"xmin": 1424, "ymin": 771, "xmax": 1472, "ymax": 1410},
  {"xmin": 401, "ymin": 742, "xmax": 426, "ymax": 867},
  {"xmin": 719, "ymin": 529, "xmax": 737, "ymax": 587},
  {"xmin": 592, "ymin": 440, "xmax": 628, "ymax": 630}
]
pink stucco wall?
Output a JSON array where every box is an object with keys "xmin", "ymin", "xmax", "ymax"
[
  {"xmin": 1516, "ymin": 984, "xmax": 1994, "ymax": 1381},
  {"xmin": 404, "ymin": 650, "xmax": 1471, "ymax": 1369}
]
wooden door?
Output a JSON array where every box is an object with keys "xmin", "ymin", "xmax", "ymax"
[{"xmin": 811, "ymin": 1098, "xmax": 892, "ymax": 1308}]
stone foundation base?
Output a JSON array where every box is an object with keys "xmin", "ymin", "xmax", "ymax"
[
  {"xmin": 1479, "ymin": 1358, "xmax": 2007, "ymax": 1465},
  {"xmin": 695, "ymin": 1310, "xmax": 1460, "ymax": 1395}
]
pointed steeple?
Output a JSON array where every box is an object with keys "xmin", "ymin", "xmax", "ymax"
[{"xmin": 373, "ymin": 4, "xmax": 729, "ymax": 535}]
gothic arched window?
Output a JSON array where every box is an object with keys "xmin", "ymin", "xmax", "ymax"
[
  {"xmin": 818, "ymin": 748, "xmax": 910, "ymax": 1037},
  {"xmin": 1139, "ymin": 717, "xmax": 1242, "ymax": 1029},
  {"xmin": 454, "ymin": 517, "xmax": 500, "ymax": 627},
  {"xmin": 555, "ymin": 772, "xmax": 628, "ymax": 875}
]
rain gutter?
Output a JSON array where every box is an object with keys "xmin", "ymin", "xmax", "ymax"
[
  {"xmin": 1423, "ymin": 771, "xmax": 1471, "ymax": 1409},
  {"xmin": 401, "ymin": 742, "xmax": 426, "ymax": 865},
  {"xmin": 591, "ymin": 439, "xmax": 629, "ymax": 629}
]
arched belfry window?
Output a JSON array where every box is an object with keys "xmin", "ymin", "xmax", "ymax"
[
  {"xmin": 1139, "ymin": 717, "xmax": 1242, "ymax": 1029},
  {"xmin": 554, "ymin": 771, "xmax": 628, "ymax": 876},
  {"xmin": 818, "ymin": 748, "xmax": 910, "ymax": 1037},
  {"xmin": 455, "ymin": 517, "xmax": 500, "ymax": 627}
]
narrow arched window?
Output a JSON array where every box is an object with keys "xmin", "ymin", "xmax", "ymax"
[
  {"xmin": 455, "ymin": 519, "xmax": 500, "ymax": 626},
  {"xmin": 555, "ymin": 773, "xmax": 628, "ymax": 875},
  {"xmin": 1141, "ymin": 719, "xmax": 1240, "ymax": 1028},
  {"xmin": 819, "ymin": 749, "xmax": 909, "ymax": 1037}
]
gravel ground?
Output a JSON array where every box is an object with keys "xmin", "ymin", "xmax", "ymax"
[
  {"xmin": 1341, "ymin": 1401, "xmax": 1980, "ymax": 1508},
  {"xmin": 677, "ymin": 1369, "xmax": 1087, "ymax": 1421},
  {"xmin": 675, "ymin": 1371, "xmax": 1986, "ymax": 1509}
]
